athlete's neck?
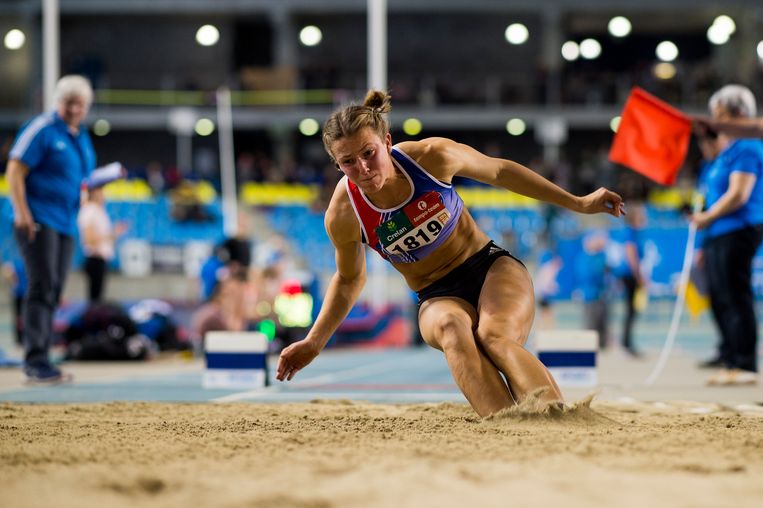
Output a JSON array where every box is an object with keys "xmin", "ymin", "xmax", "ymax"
[{"xmin": 364, "ymin": 169, "xmax": 411, "ymax": 209}]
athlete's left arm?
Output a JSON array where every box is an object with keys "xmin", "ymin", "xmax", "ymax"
[{"xmin": 418, "ymin": 137, "xmax": 624, "ymax": 217}]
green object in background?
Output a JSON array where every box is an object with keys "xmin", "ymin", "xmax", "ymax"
[
  {"xmin": 274, "ymin": 293, "xmax": 314, "ymax": 328},
  {"xmin": 259, "ymin": 319, "xmax": 276, "ymax": 342}
]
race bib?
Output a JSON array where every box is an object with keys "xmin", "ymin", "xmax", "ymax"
[{"xmin": 375, "ymin": 192, "xmax": 451, "ymax": 255}]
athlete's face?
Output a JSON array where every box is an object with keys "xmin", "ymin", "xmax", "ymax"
[
  {"xmin": 331, "ymin": 128, "xmax": 392, "ymax": 193},
  {"xmin": 57, "ymin": 94, "xmax": 90, "ymax": 130}
]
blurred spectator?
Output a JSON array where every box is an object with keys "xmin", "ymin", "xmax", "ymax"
[
  {"xmin": 169, "ymin": 181, "xmax": 213, "ymax": 222},
  {"xmin": 77, "ymin": 183, "xmax": 128, "ymax": 302},
  {"xmin": 575, "ymin": 230, "xmax": 610, "ymax": 350},
  {"xmin": 252, "ymin": 264, "xmax": 284, "ymax": 324},
  {"xmin": 253, "ymin": 233, "xmax": 291, "ymax": 273},
  {"xmin": 534, "ymin": 248, "xmax": 562, "ymax": 329},
  {"xmin": 199, "ymin": 236, "xmax": 251, "ymax": 302},
  {"xmin": 191, "ymin": 265, "xmax": 248, "ymax": 350},
  {"xmin": 145, "ymin": 161, "xmax": 165, "ymax": 195},
  {"xmin": 610, "ymin": 202, "xmax": 647, "ymax": 358}
]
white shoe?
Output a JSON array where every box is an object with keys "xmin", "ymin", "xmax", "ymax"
[
  {"xmin": 707, "ymin": 369, "xmax": 757, "ymax": 386},
  {"xmin": 731, "ymin": 370, "xmax": 758, "ymax": 385}
]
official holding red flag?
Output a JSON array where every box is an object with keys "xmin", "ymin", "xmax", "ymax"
[
  {"xmin": 609, "ymin": 87, "xmax": 692, "ymax": 185},
  {"xmin": 691, "ymin": 85, "xmax": 763, "ymax": 386}
]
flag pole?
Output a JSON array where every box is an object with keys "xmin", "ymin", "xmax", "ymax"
[{"xmin": 644, "ymin": 197, "xmax": 703, "ymax": 385}]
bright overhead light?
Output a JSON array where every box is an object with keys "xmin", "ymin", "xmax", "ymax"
[
  {"xmin": 196, "ymin": 25, "xmax": 220, "ymax": 47},
  {"xmin": 403, "ymin": 118, "xmax": 422, "ymax": 136},
  {"xmin": 195, "ymin": 118, "xmax": 215, "ymax": 136},
  {"xmin": 506, "ymin": 118, "xmax": 526, "ymax": 136},
  {"xmin": 4, "ymin": 29, "xmax": 25, "ymax": 50},
  {"xmin": 757, "ymin": 41, "xmax": 763, "ymax": 60},
  {"xmin": 299, "ymin": 118, "xmax": 320, "ymax": 136},
  {"xmin": 656, "ymin": 41, "xmax": 678, "ymax": 62},
  {"xmin": 561, "ymin": 41, "xmax": 580, "ymax": 61},
  {"xmin": 608, "ymin": 16, "xmax": 632, "ymax": 38},
  {"xmin": 505, "ymin": 24, "xmax": 529, "ymax": 45},
  {"xmin": 654, "ymin": 62, "xmax": 677, "ymax": 80},
  {"xmin": 610, "ymin": 116, "xmax": 621, "ymax": 133},
  {"xmin": 299, "ymin": 26, "xmax": 323, "ymax": 47},
  {"xmin": 712, "ymin": 15, "xmax": 736, "ymax": 35},
  {"xmin": 707, "ymin": 24, "xmax": 730, "ymax": 45},
  {"xmin": 579, "ymin": 39, "xmax": 602, "ymax": 60},
  {"xmin": 93, "ymin": 119, "xmax": 111, "ymax": 137}
]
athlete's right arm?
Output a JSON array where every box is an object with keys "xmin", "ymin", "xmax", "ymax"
[
  {"xmin": 276, "ymin": 185, "xmax": 367, "ymax": 381},
  {"xmin": 6, "ymin": 159, "xmax": 36, "ymax": 241}
]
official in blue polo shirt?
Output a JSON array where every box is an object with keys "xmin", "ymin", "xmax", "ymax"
[
  {"xmin": 691, "ymin": 84, "xmax": 763, "ymax": 386},
  {"xmin": 6, "ymin": 75, "xmax": 96, "ymax": 384}
]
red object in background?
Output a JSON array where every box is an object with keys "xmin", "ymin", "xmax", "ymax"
[
  {"xmin": 609, "ymin": 87, "xmax": 692, "ymax": 186},
  {"xmin": 280, "ymin": 279, "xmax": 303, "ymax": 295}
]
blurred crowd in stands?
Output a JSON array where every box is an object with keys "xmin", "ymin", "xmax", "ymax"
[{"xmin": 189, "ymin": 231, "xmax": 318, "ymax": 355}]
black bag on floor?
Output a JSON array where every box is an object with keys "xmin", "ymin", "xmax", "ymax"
[{"xmin": 64, "ymin": 302, "xmax": 150, "ymax": 361}]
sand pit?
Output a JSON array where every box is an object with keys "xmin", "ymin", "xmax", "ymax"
[{"xmin": 1, "ymin": 397, "xmax": 762, "ymax": 508}]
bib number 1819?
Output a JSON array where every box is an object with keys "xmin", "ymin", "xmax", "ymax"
[{"xmin": 390, "ymin": 219, "xmax": 443, "ymax": 254}]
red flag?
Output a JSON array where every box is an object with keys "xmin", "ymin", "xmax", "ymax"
[{"xmin": 608, "ymin": 87, "xmax": 691, "ymax": 186}]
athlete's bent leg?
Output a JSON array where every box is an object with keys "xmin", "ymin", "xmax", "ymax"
[
  {"xmin": 419, "ymin": 298, "xmax": 513, "ymax": 417},
  {"xmin": 475, "ymin": 256, "xmax": 564, "ymax": 404}
]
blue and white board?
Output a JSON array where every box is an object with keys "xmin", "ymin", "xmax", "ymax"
[
  {"xmin": 204, "ymin": 331, "xmax": 268, "ymax": 389},
  {"xmin": 534, "ymin": 329, "xmax": 597, "ymax": 387}
]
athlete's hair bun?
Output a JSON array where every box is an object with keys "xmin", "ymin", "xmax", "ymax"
[{"xmin": 363, "ymin": 90, "xmax": 392, "ymax": 114}]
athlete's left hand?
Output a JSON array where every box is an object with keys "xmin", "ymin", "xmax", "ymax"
[{"xmin": 578, "ymin": 187, "xmax": 625, "ymax": 217}]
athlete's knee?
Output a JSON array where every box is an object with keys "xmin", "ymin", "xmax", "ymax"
[
  {"xmin": 428, "ymin": 311, "xmax": 472, "ymax": 351},
  {"xmin": 475, "ymin": 321, "xmax": 528, "ymax": 351}
]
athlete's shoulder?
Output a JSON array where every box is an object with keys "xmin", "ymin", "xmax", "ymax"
[
  {"xmin": 395, "ymin": 137, "xmax": 456, "ymax": 158},
  {"xmin": 395, "ymin": 138, "xmax": 461, "ymax": 181},
  {"xmin": 325, "ymin": 177, "xmax": 361, "ymax": 245}
]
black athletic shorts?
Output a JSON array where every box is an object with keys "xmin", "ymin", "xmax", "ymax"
[{"xmin": 416, "ymin": 240, "xmax": 524, "ymax": 310}]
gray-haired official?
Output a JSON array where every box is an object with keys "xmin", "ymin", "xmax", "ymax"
[
  {"xmin": 691, "ymin": 84, "xmax": 763, "ymax": 386},
  {"xmin": 694, "ymin": 83, "xmax": 763, "ymax": 138},
  {"xmin": 5, "ymin": 75, "xmax": 96, "ymax": 384}
]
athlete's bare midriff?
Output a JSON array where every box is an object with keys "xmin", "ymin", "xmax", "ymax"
[{"xmin": 391, "ymin": 207, "xmax": 490, "ymax": 291}]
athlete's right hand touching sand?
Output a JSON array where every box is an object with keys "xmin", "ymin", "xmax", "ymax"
[{"xmin": 277, "ymin": 339, "xmax": 321, "ymax": 381}]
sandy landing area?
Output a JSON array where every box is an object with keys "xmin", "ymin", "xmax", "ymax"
[{"xmin": 1, "ymin": 397, "xmax": 762, "ymax": 508}]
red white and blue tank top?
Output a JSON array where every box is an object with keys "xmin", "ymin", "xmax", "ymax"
[{"xmin": 344, "ymin": 145, "xmax": 464, "ymax": 264}]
